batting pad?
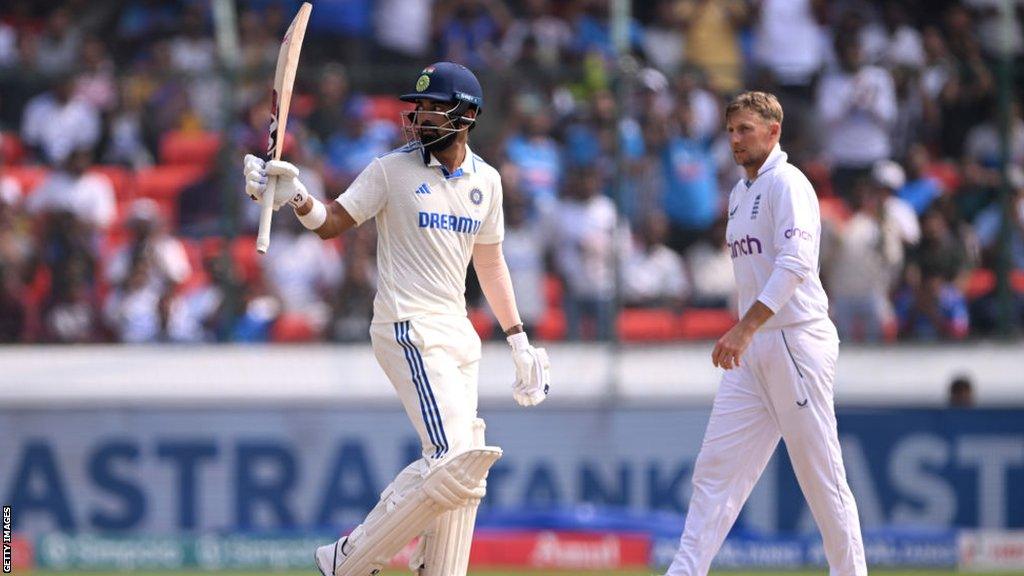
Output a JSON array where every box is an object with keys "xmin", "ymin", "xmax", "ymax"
[
  {"xmin": 415, "ymin": 490, "xmax": 483, "ymax": 576},
  {"xmin": 333, "ymin": 447, "xmax": 502, "ymax": 576},
  {"xmin": 414, "ymin": 418, "xmax": 490, "ymax": 576}
]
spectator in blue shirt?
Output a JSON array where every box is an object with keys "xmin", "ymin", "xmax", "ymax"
[
  {"xmin": 661, "ymin": 103, "xmax": 718, "ymax": 254},
  {"xmin": 434, "ymin": 0, "xmax": 512, "ymax": 70},
  {"xmin": 895, "ymin": 273, "xmax": 969, "ymax": 340},
  {"xmin": 505, "ymin": 97, "xmax": 563, "ymax": 209},
  {"xmin": 570, "ymin": 0, "xmax": 644, "ymax": 60},
  {"xmin": 326, "ymin": 100, "xmax": 397, "ymax": 187},
  {"xmin": 898, "ymin": 143, "xmax": 943, "ymax": 215}
]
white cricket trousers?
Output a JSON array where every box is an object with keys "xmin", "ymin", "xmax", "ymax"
[
  {"xmin": 370, "ymin": 314, "xmax": 481, "ymax": 465},
  {"xmin": 666, "ymin": 319, "xmax": 867, "ymax": 576}
]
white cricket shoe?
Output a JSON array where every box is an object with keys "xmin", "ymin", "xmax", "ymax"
[{"xmin": 314, "ymin": 536, "xmax": 347, "ymax": 576}]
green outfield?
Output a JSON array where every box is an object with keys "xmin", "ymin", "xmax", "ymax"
[
  {"xmin": 24, "ymin": 565, "xmax": 1007, "ymax": 569},
  {"xmin": 24, "ymin": 571, "xmax": 1009, "ymax": 576}
]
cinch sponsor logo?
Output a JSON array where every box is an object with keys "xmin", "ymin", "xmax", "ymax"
[
  {"xmin": 728, "ymin": 235, "xmax": 763, "ymax": 259},
  {"xmin": 418, "ymin": 211, "xmax": 481, "ymax": 235},
  {"xmin": 784, "ymin": 227, "xmax": 813, "ymax": 240}
]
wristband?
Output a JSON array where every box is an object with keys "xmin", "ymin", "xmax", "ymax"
[
  {"xmin": 297, "ymin": 197, "xmax": 328, "ymax": 230},
  {"xmin": 507, "ymin": 331, "xmax": 530, "ymax": 351}
]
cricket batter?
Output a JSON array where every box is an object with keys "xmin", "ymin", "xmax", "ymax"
[
  {"xmin": 243, "ymin": 62, "xmax": 551, "ymax": 576},
  {"xmin": 664, "ymin": 92, "xmax": 867, "ymax": 576}
]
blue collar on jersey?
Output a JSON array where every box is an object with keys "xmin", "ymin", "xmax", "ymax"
[{"xmin": 425, "ymin": 145, "xmax": 477, "ymax": 180}]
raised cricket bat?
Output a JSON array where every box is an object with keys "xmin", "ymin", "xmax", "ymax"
[{"xmin": 256, "ymin": 2, "xmax": 312, "ymax": 254}]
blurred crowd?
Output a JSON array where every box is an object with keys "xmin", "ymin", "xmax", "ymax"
[{"xmin": 0, "ymin": 0, "xmax": 1022, "ymax": 344}]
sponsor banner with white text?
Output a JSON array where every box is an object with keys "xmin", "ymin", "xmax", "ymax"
[{"xmin": 959, "ymin": 530, "xmax": 1024, "ymax": 571}]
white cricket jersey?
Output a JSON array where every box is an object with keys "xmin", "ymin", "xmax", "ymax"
[
  {"xmin": 725, "ymin": 145, "xmax": 830, "ymax": 329},
  {"xmin": 337, "ymin": 143, "xmax": 504, "ymax": 323}
]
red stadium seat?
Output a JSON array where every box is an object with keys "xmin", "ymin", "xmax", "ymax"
[
  {"xmin": 1, "ymin": 132, "xmax": 26, "ymax": 165},
  {"xmin": 88, "ymin": 165, "xmax": 134, "ymax": 200},
  {"xmin": 1012, "ymin": 270, "xmax": 1024, "ymax": 294},
  {"xmin": 3, "ymin": 165, "xmax": 49, "ymax": 196},
  {"xmin": 159, "ymin": 131, "xmax": 222, "ymax": 167},
  {"xmin": 819, "ymin": 196, "xmax": 851, "ymax": 225},
  {"xmin": 925, "ymin": 162, "xmax": 961, "ymax": 194},
  {"xmin": 367, "ymin": 95, "xmax": 413, "ymax": 124},
  {"xmin": 272, "ymin": 313, "xmax": 317, "ymax": 342},
  {"xmin": 535, "ymin": 309, "xmax": 567, "ymax": 341},
  {"xmin": 468, "ymin": 307, "xmax": 495, "ymax": 339},
  {"xmin": 617, "ymin": 308, "xmax": 680, "ymax": 341},
  {"xmin": 964, "ymin": 268, "xmax": 996, "ymax": 300},
  {"xmin": 289, "ymin": 93, "xmax": 316, "ymax": 119},
  {"xmin": 230, "ymin": 235, "xmax": 262, "ymax": 284},
  {"xmin": 801, "ymin": 160, "xmax": 835, "ymax": 198},
  {"xmin": 135, "ymin": 165, "xmax": 207, "ymax": 199},
  {"xmin": 544, "ymin": 274, "xmax": 564, "ymax": 309},
  {"xmin": 678, "ymin": 309, "xmax": 736, "ymax": 340}
]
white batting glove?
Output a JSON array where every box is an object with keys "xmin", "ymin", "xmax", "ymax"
[
  {"xmin": 243, "ymin": 155, "xmax": 309, "ymax": 211},
  {"xmin": 507, "ymin": 332, "xmax": 550, "ymax": 407}
]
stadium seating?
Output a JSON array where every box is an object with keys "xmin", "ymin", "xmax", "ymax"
[
  {"xmin": 678, "ymin": 309, "xmax": 736, "ymax": 340},
  {"xmin": 159, "ymin": 131, "xmax": 222, "ymax": 169},
  {"xmin": 4, "ymin": 165, "xmax": 48, "ymax": 195},
  {"xmin": 618, "ymin": 308, "xmax": 681, "ymax": 341},
  {"xmin": 469, "ymin": 307, "xmax": 496, "ymax": 339}
]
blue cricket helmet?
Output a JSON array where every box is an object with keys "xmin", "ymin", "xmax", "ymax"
[{"xmin": 400, "ymin": 62, "xmax": 483, "ymax": 111}]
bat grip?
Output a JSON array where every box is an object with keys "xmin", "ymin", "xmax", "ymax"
[{"xmin": 256, "ymin": 175, "xmax": 277, "ymax": 254}]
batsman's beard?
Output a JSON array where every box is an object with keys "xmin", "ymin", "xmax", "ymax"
[{"xmin": 421, "ymin": 126, "xmax": 458, "ymax": 154}]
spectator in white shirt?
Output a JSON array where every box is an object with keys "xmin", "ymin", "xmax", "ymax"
[
  {"xmin": 553, "ymin": 166, "xmax": 620, "ymax": 340},
  {"xmin": 816, "ymin": 36, "xmax": 897, "ymax": 202},
  {"xmin": 105, "ymin": 199, "xmax": 192, "ymax": 299},
  {"xmin": 26, "ymin": 147, "xmax": 115, "ymax": 231},
  {"xmin": 21, "ymin": 76, "xmax": 101, "ymax": 166},
  {"xmin": 685, "ymin": 216, "xmax": 735, "ymax": 309},
  {"xmin": 751, "ymin": 0, "xmax": 828, "ymax": 88},
  {"xmin": 500, "ymin": 182, "xmax": 546, "ymax": 330},
  {"xmin": 501, "ymin": 0, "xmax": 573, "ymax": 71},
  {"xmin": 824, "ymin": 179, "xmax": 902, "ymax": 342},
  {"xmin": 873, "ymin": 159, "xmax": 922, "ymax": 248},
  {"xmin": 623, "ymin": 210, "xmax": 689, "ymax": 308},
  {"xmin": 104, "ymin": 255, "xmax": 167, "ymax": 343},
  {"xmin": 34, "ymin": 7, "xmax": 82, "ymax": 75},
  {"xmin": 858, "ymin": 4, "xmax": 925, "ymax": 69},
  {"xmin": 264, "ymin": 214, "xmax": 343, "ymax": 337}
]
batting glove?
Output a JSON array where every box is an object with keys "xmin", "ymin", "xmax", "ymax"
[
  {"xmin": 507, "ymin": 332, "xmax": 550, "ymax": 407},
  {"xmin": 243, "ymin": 155, "xmax": 309, "ymax": 211}
]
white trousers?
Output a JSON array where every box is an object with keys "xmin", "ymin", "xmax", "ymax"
[
  {"xmin": 370, "ymin": 314, "xmax": 481, "ymax": 465},
  {"xmin": 666, "ymin": 320, "xmax": 867, "ymax": 576}
]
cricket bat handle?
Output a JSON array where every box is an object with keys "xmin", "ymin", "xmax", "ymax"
[{"xmin": 256, "ymin": 175, "xmax": 277, "ymax": 254}]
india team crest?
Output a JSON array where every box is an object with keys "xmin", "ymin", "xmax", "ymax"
[
  {"xmin": 416, "ymin": 74, "xmax": 430, "ymax": 92},
  {"xmin": 469, "ymin": 188, "xmax": 483, "ymax": 205}
]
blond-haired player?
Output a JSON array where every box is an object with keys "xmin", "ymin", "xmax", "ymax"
[
  {"xmin": 243, "ymin": 61, "xmax": 551, "ymax": 576},
  {"xmin": 663, "ymin": 92, "xmax": 867, "ymax": 576}
]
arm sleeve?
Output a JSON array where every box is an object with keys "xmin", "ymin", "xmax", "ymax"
[
  {"xmin": 336, "ymin": 158, "xmax": 388, "ymax": 225},
  {"xmin": 475, "ymin": 179, "xmax": 505, "ymax": 244},
  {"xmin": 757, "ymin": 268, "xmax": 802, "ymax": 314},
  {"xmin": 769, "ymin": 169, "xmax": 820, "ymax": 280},
  {"xmin": 757, "ymin": 169, "xmax": 820, "ymax": 312},
  {"xmin": 472, "ymin": 242, "xmax": 522, "ymax": 331}
]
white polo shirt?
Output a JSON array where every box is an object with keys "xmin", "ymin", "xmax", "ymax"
[
  {"xmin": 338, "ymin": 143, "xmax": 504, "ymax": 323},
  {"xmin": 725, "ymin": 145, "xmax": 830, "ymax": 329}
]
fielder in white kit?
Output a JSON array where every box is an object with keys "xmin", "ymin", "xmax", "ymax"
[
  {"xmin": 664, "ymin": 92, "xmax": 867, "ymax": 576},
  {"xmin": 242, "ymin": 62, "xmax": 551, "ymax": 576}
]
